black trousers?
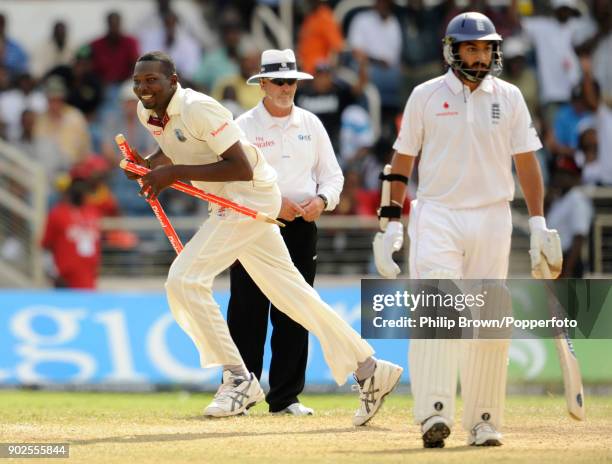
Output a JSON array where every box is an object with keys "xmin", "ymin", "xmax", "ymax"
[{"xmin": 227, "ymin": 217, "xmax": 317, "ymax": 412}]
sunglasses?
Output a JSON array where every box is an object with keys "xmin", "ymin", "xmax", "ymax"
[{"xmin": 269, "ymin": 78, "xmax": 297, "ymax": 86}]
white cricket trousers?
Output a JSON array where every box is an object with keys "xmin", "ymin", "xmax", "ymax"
[
  {"xmin": 165, "ymin": 207, "xmax": 374, "ymax": 386},
  {"xmin": 407, "ymin": 199, "xmax": 512, "ymax": 431}
]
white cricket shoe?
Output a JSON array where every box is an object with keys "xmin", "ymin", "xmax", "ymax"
[
  {"xmin": 468, "ymin": 422, "xmax": 503, "ymax": 446},
  {"xmin": 272, "ymin": 402, "xmax": 314, "ymax": 416},
  {"xmin": 421, "ymin": 415, "xmax": 451, "ymax": 448},
  {"xmin": 204, "ymin": 371, "xmax": 265, "ymax": 417},
  {"xmin": 353, "ymin": 360, "xmax": 403, "ymax": 426}
]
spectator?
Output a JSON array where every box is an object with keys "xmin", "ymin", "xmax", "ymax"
[
  {"xmin": 192, "ymin": 10, "xmax": 242, "ymax": 92},
  {"xmin": 402, "ymin": 0, "xmax": 449, "ymax": 87},
  {"xmin": 590, "ymin": 0, "xmax": 612, "ymax": 105},
  {"xmin": 0, "ymin": 72, "xmax": 47, "ymax": 141},
  {"xmin": 501, "ymin": 36, "xmax": 539, "ymax": 119},
  {"xmin": 297, "ymin": 0, "xmax": 344, "ymax": 75},
  {"xmin": 595, "ymin": 87, "xmax": 612, "ymax": 185},
  {"xmin": 31, "ymin": 20, "xmax": 75, "ymax": 79},
  {"xmin": 296, "ymin": 59, "xmax": 367, "ymax": 154},
  {"xmin": 41, "ymin": 178, "xmax": 102, "ymax": 289},
  {"xmin": 138, "ymin": 10, "xmax": 201, "ymax": 82},
  {"xmin": 11, "ymin": 109, "xmax": 67, "ymax": 195},
  {"xmin": 546, "ymin": 168, "xmax": 593, "ymax": 277},
  {"xmin": 520, "ymin": 0, "xmax": 596, "ymax": 122},
  {"xmin": 0, "ymin": 13, "xmax": 28, "ymax": 77},
  {"xmin": 136, "ymin": 0, "xmax": 217, "ymax": 53},
  {"xmin": 70, "ymin": 156, "xmax": 119, "ymax": 218},
  {"xmin": 89, "ymin": 12, "xmax": 140, "ymax": 86},
  {"xmin": 34, "ymin": 76, "xmax": 92, "ymax": 163},
  {"xmin": 551, "ymin": 82, "xmax": 595, "ymax": 159},
  {"xmin": 347, "ymin": 0, "xmax": 402, "ymax": 115},
  {"xmin": 48, "ymin": 46, "xmax": 104, "ymax": 121},
  {"xmin": 339, "ymin": 103, "xmax": 375, "ymax": 169},
  {"xmin": 212, "ymin": 45, "xmax": 263, "ymax": 112},
  {"xmin": 573, "ymin": 116, "xmax": 600, "ymax": 185}
]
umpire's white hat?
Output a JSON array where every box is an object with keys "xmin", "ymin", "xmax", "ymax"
[{"xmin": 246, "ymin": 49, "xmax": 313, "ymax": 85}]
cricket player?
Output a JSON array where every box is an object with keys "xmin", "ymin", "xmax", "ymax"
[
  {"xmin": 226, "ymin": 49, "xmax": 343, "ymax": 416},
  {"xmin": 373, "ymin": 13, "xmax": 562, "ymax": 447},
  {"xmin": 125, "ymin": 51, "xmax": 402, "ymax": 422}
]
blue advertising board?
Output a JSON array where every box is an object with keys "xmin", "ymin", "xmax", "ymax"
[
  {"xmin": 0, "ymin": 288, "xmax": 407, "ymax": 388},
  {"xmin": 2, "ymin": 286, "xmax": 597, "ymax": 387}
]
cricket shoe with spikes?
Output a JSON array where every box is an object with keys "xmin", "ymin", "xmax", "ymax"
[
  {"xmin": 352, "ymin": 360, "xmax": 403, "ymax": 426},
  {"xmin": 468, "ymin": 422, "xmax": 503, "ymax": 446},
  {"xmin": 204, "ymin": 371, "xmax": 265, "ymax": 417},
  {"xmin": 421, "ymin": 415, "xmax": 451, "ymax": 448}
]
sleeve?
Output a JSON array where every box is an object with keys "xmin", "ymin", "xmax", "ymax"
[
  {"xmin": 313, "ymin": 117, "xmax": 344, "ymax": 211},
  {"xmin": 510, "ymin": 88, "xmax": 543, "ymax": 155},
  {"xmin": 183, "ymin": 99, "xmax": 243, "ymax": 155},
  {"xmin": 392, "ymin": 89, "xmax": 423, "ymax": 156}
]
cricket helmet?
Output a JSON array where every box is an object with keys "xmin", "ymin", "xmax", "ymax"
[{"xmin": 443, "ymin": 12, "xmax": 503, "ymax": 82}]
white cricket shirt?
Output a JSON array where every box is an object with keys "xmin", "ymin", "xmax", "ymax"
[
  {"xmin": 236, "ymin": 101, "xmax": 344, "ymax": 211},
  {"xmin": 137, "ymin": 84, "xmax": 278, "ymax": 216},
  {"xmin": 393, "ymin": 69, "xmax": 542, "ymax": 209}
]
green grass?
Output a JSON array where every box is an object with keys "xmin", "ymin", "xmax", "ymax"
[{"xmin": 1, "ymin": 391, "xmax": 611, "ymax": 463}]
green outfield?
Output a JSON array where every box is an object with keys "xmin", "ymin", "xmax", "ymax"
[{"xmin": 0, "ymin": 390, "xmax": 611, "ymax": 464}]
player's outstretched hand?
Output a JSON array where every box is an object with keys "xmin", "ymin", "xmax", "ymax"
[
  {"xmin": 373, "ymin": 221, "xmax": 404, "ymax": 279},
  {"xmin": 529, "ymin": 217, "xmax": 562, "ymax": 279}
]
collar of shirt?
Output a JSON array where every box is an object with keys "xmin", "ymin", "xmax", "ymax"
[
  {"xmin": 145, "ymin": 83, "xmax": 186, "ymax": 127},
  {"xmin": 444, "ymin": 68, "xmax": 493, "ymax": 95},
  {"xmin": 254, "ymin": 100, "xmax": 301, "ymax": 129}
]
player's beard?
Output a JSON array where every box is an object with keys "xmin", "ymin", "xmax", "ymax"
[{"xmin": 463, "ymin": 61, "xmax": 491, "ymax": 81}]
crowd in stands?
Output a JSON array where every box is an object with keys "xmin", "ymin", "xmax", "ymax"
[{"xmin": 1, "ymin": 0, "xmax": 611, "ymax": 286}]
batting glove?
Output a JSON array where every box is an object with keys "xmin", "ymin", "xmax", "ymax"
[
  {"xmin": 373, "ymin": 221, "xmax": 404, "ymax": 279},
  {"xmin": 529, "ymin": 216, "xmax": 563, "ymax": 279}
]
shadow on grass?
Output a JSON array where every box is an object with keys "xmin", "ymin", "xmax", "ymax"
[{"xmin": 68, "ymin": 424, "xmax": 391, "ymax": 446}]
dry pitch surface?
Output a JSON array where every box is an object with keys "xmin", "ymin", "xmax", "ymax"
[{"xmin": 1, "ymin": 391, "xmax": 611, "ymax": 464}]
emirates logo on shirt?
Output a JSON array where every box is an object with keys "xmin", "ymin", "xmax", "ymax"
[
  {"xmin": 443, "ymin": 102, "xmax": 449, "ymax": 109},
  {"xmin": 210, "ymin": 122, "xmax": 229, "ymax": 137}
]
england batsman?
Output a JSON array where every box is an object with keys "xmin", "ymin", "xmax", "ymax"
[
  {"xmin": 125, "ymin": 51, "xmax": 402, "ymax": 423},
  {"xmin": 373, "ymin": 13, "xmax": 563, "ymax": 447}
]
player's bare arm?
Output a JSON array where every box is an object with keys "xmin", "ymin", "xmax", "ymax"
[{"xmin": 513, "ymin": 151, "xmax": 544, "ymax": 217}]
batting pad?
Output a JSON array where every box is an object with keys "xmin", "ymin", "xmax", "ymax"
[
  {"xmin": 409, "ymin": 339, "xmax": 459, "ymax": 425},
  {"xmin": 459, "ymin": 339, "xmax": 510, "ymax": 431}
]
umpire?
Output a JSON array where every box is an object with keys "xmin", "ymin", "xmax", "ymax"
[{"xmin": 227, "ymin": 49, "xmax": 344, "ymax": 415}]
